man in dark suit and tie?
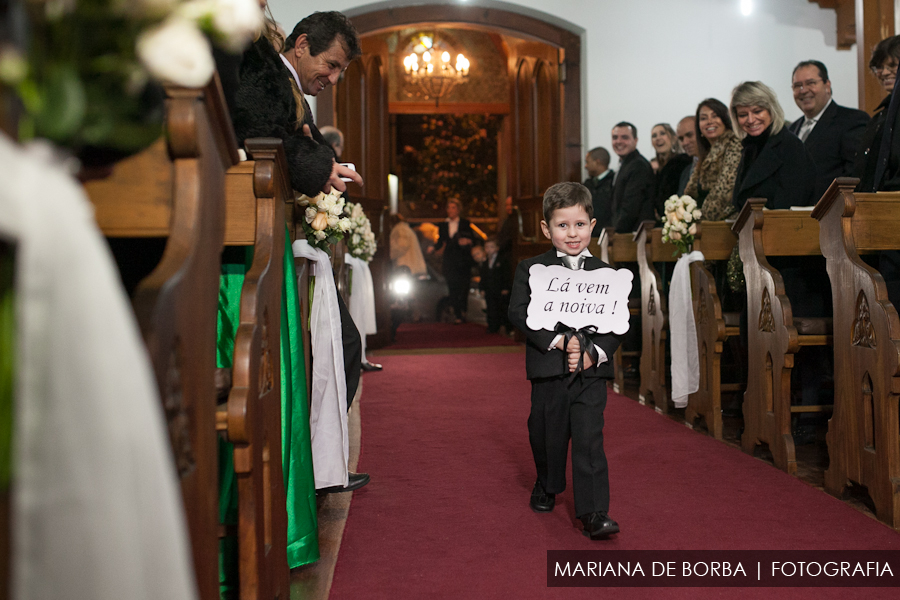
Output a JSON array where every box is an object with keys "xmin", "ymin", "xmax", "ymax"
[
  {"xmin": 584, "ymin": 147, "xmax": 614, "ymax": 236},
  {"xmin": 789, "ymin": 60, "xmax": 870, "ymax": 201},
  {"xmin": 610, "ymin": 122, "xmax": 655, "ymax": 233}
]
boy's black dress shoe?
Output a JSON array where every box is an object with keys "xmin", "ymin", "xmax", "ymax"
[
  {"xmin": 361, "ymin": 361, "xmax": 383, "ymax": 372},
  {"xmin": 530, "ymin": 480, "xmax": 555, "ymax": 512},
  {"xmin": 317, "ymin": 472, "xmax": 370, "ymax": 495},
  {"xmin": 580, "ymin": 512, "xmax": 619, "ymax": 539}
]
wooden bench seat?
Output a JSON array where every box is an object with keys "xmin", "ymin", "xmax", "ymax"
[
  {"xmin": 83, "ymin": 78, "xmax": 238, "ymax": 600},
  {"xmin": 595, "ymin": 227, "xmax": 639, "ymax": 394},
  {"xmin": 811, "ymin": 178, "xmax": 900, "ymax": 528},
  {"xmin": 634, "ymin": 220, "xmax": 678, "ymax": 413},
  {"xmin": 220, "ymin": 139, "xmax": 293, "ymax": 598},
  {"xmin": 732, "ymin": 199, "xmax": 831, "ymax": 476},
  {"xmin": 686, "ymin": 220, "xmax": 740, "ymax": 439}
]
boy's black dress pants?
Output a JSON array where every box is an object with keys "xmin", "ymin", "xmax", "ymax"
[{"xmin": 529, "ymin": 374, "xmax": 610, "ymax": 518}]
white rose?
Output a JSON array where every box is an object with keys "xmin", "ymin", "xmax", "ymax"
[
  {"xmin": 684, "ymin": 212, "xmax": 693, "ymax": 223},
  {"xmin": 339, "ymin": 217, "xmax": 352, "ymax": 232},
  {"xmin": 329, "ymin": 203, "xmax": 343, "ymax": 216},
  {"xmin": 326, "ymin": 215, "xmax": 339, "ymax": 228},
  {"xmin": 315, "ymin": 230, "xmax": 327, "ymax": 241},
  {"xmin": 137, "ymin": 17, "xmax": 215, "ymax": 87},
  {"xmin": 179, "ymin": 0, "xmax": 264, "ymax": 52},
  {"xmin": 0, "ymin": 48, "xmax": 28, "ymax": 84},
  {"xmin": 693, "ymin": 209, "xmax": 702, "ymax": 220},
  {"xmin": 352, "ymin": 234, "xmax": 361, "ymax": 244}
]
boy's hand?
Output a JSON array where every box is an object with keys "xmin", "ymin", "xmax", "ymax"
[
  {"xmin": 556, "ymin": 336, "xmax": 580, "ymax": 352},
  {"xmin": 568, "ymin": 350, "xmax": 595, "ymax": 372}
]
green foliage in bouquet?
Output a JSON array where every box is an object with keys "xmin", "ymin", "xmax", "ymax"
[{"xmin": 4, "ymin": 2, "xmax": 168, "ymax": 161}]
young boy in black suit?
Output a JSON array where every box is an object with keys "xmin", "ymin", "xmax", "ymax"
[
  {"xmin": 508, "ymin": 182, "xmax": 622, "ymax": 539},
  {"xmin": 478, "ymin": 238, "xmax": 512, "ymax": 334}
]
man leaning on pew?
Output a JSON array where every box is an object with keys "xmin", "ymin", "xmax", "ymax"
[{"xmin": 229, "ymin": 10, "xmax": 370, "ymax": 493}]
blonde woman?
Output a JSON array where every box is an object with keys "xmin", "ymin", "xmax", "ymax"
[
  {"xmin": 730, "ymin": 81, "xmax": 816, "ymax": 211},
  {"xmin": 684, "ymin": 98, "xmax": 743, "ymax": 221},
  {"xmin": 651, "ymin": 122, "xmax": 692, "ymax": 217}
]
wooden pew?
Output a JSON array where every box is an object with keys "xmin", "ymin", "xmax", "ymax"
[
  {"xmin": 732, "ymin": 199, "xmax": 832, "ymax": 475},
  {"xmin": 811, "ymin": 178, "xmax": 900, "ymax": 528},
  {"xmin": 634, "ymin": 221, "xmax": 678, "ymax": 412},
  {"xmin": 221, "ymin": 139, "xmax": 292, "ymax": 598},
  {"xmin": 83, "ymin": 79, "xmax": 238, "ymax": 600},
  {"xmin": 685, "ymin": 221, "xmax": 741, "ymax": 439},
  {"xmin": 594, "ymin": 227, "xmax": 639, "ymax": 394},
  {"xmin": 0, "ymin": 235, "xmax": 14, "ymax": 600}
]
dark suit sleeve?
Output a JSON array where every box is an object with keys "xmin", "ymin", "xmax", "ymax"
[
  {"xmin": 839, "ymin": 110, "xmax": 871, "ymax": 177},
  {"xmin": 589, "ymin": 331, "xmax": 621, "ymax": 364},
  {"xmin": 508, "ymin": 260, "xmax": 557, "ymax": 351},
  {"xmin": 614, "ymin": 161, "xmax": 654, "ymax": 233},
  {"xmin": 433, "ymin": 223, "xmax": 447, "ymax": 253}
]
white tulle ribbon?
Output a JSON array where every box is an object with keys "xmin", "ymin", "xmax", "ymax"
[
  {"xmin": 292, "ymin": 240, "xmax": 349, "ymax": 489},
  {"xmin": 669, "ymin": 250, "xmax": 705, "ymax": 408}
]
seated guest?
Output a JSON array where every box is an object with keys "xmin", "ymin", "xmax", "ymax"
[
  {"xmin": 232, "ymin": 11, "xmax": 363, "ymax": 196},
  {"xmin": 231, "ymin": 10, "xmax": 369, "ymax": 496},
  {"xmin": 731, "ymin": 81, "xmax": 828, "ymax": 441},
  {"xmin": 684, "ymin": 98, "xmax": 743, "ymax": 221},
  {"xmin": 610, "ymin": 122, "xmax": 655, "ymax": 233},
  {"xmin": 650, "ymin": 122, "xmax": 692, "ymax": 218},
  {"xmin": 789, "ymin": 60, "xmax": 869, "ymax": 200},
  {"xmin": 730, "ymin": 82, "xmax": 817, "ymax": 211},
  {"xmin": 855, "ymin": 35, "xmax": 900, "ymax": 310},
  {"xmin": 584, "ymin": 146, "xmax": 614, "ymax": 235},
  {"xmin": 496, "ymin": 196, "xmax": 518, "ymax": 258},
  {"xmin": 676, "ymin": 115, "xmax": 698, "ymax": 195}
]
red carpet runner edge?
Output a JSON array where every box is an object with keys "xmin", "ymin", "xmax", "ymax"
[{"xmin": 330, "ymin": 351, "xmax": 900, "ymax": 599}]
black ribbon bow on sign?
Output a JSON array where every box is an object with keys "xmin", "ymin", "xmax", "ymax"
[{"xmin": 554, "ymin": 322, "xmax": 598, "ymax": 385}]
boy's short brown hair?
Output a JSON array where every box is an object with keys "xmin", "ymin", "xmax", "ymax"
[{"xmin": 542, "ymin": 182, "xmax": 593, "ymax": 223}]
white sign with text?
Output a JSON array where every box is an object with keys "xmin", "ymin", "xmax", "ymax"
[{"xmin": 527, "ymin": 264, "xmax": 633, "ymax": 334}]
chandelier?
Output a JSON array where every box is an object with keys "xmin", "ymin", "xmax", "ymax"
[{"xmin": 402, "ymin": 34, "xmax": 470, "ymax": 105}]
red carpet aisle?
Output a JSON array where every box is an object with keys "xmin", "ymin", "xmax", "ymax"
[
  {"xmin": 386, "ymin": 322, "xmax": 518, "ymax": 350},
  {"xmin": 330, "ymin": 352, "xmax": 900, "ymax": 599}
]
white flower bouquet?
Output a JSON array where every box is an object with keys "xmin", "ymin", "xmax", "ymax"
[
  {"xmin": 298, "ymin": 189, "xmax": 353, "ymax": 254},
  {"xmin": 661, "ymin": 194, "xmax": 701, "ymax": 256},
  {"xmin": 344, "ymin": 202, "xmax": 378, "ymax": 263},
  {"xmin": 0, "ymin": 0, "xmax": 263, "ymax": 156}
]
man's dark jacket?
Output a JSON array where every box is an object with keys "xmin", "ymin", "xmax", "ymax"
[
  {"xmin": 231, "ymin": 37, "xmax": 335, "ymax": 197},
  {"xmin": 584, "ymin": 171, "xmax": 614, "ymax": 236},
  {"xmin": 788, "ymin": 100, "xmax": 869, "ymax": 200},
  {"xmin": 611, "ymin": 150, "xmax": 654, "ymax": 233},
  {"xmin": 508, "ymin": 250, "xmax": 621, "ymax": 380}
]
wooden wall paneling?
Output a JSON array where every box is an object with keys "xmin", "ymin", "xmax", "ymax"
[
  {"xmin": 857, "ymin": 0, "xmax": 895, "ymax": 113},
  {"xmin": 364, "ymin": 55, "xmax": 389, "ymax": 202},
  {"xmin": 513, "ymin": 58, "xmax": 536, "ymax": 199},
  {"xmin": 533, "ymin": 59, "xmax": 559, "ymax": 194}
]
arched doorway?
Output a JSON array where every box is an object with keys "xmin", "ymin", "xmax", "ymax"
[
  {"xmin": 316, "ymin": 3, "xmax": 584, "ymax": 200},
  {"xmin": 318, "ymin": 4, "xmax": 584, "ymax": 345}
]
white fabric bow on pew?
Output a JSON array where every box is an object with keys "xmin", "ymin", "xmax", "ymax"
[
  {"xmin": 344, "ymin": 254, "xmax": 377, "ymax": 361},
  {"xmin": 291, "ymin": 240, "xmax": 349, "ymax": 489},
  {"xmin": 0, "ymin": 134, "xmax": 196, "ymax": 600},
  {"xmin": 669, "ymin": 250, "xmax": 705, "ymax": 408}
]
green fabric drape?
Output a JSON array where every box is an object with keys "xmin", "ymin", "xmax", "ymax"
[
  {"xmin": 0, "ymin": 246, "xmax": 15, "ymax": 494},
  {"xmin": 280, "ymin": 227, "xmax": 319, "ymax": 567},
  {"xmin": 216, "ymin": 230, "xmax": 319, "ymax": 598}
]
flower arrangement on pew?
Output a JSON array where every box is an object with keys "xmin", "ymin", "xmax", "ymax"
[
  {"xmin": 0, "ymin": 0, "xmax": 263, "ymax": 162},
  {"xmin": 661, "ymin": 194, "xmax": 701, "ymax": 256},
  {"xmin": 298, "ymin": 189, "xmax": 352, "ymax": 253},
  {"xmin": 345, "ymin": 202, "xmax": 377, "ymax": 263}
]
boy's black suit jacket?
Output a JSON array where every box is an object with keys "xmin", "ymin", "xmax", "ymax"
[{"xmin": 508, "ymin": 250, "xmax": 622, "ymax": 380}]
